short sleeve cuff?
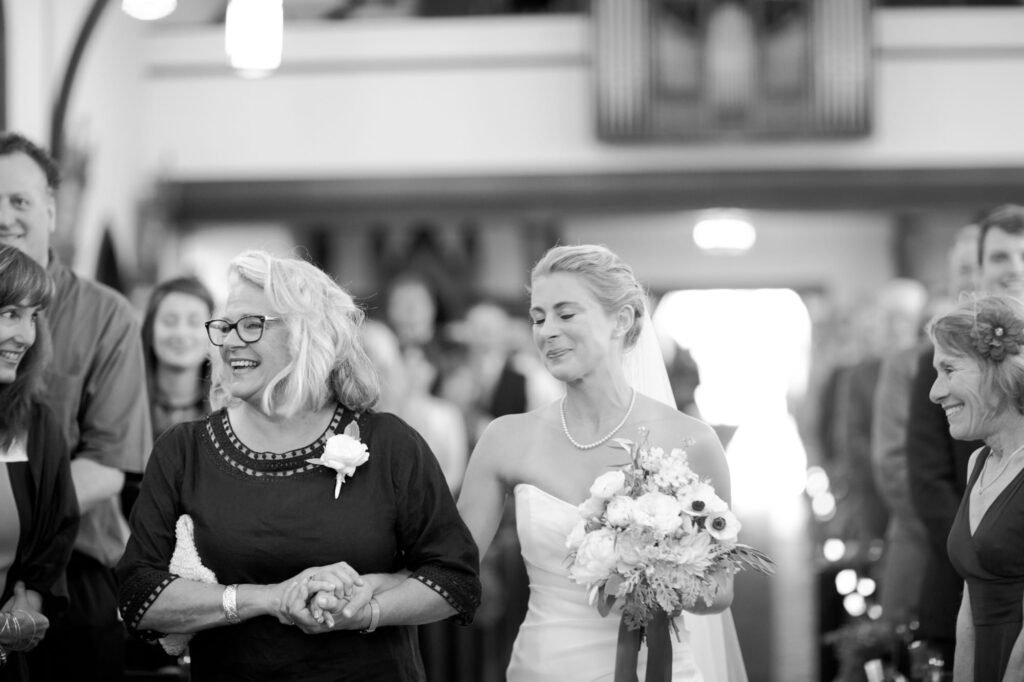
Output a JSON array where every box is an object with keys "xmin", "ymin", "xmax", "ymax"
[
  {"xmin": 118, "ymin": 569, "xmax": 179, "ymax": 639},
  {"xmin": 413, "ymin": 565, "xmax": 481, "ymax": 626}
]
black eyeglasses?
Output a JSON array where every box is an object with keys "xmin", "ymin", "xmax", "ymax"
[{"xmin": 204, "ymin": 315, "xmax": 281, "ymax": 347}]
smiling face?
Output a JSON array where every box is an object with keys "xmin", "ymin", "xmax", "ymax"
[
  {"xmin": 980, "ymin": 226, "xmax": 1024, "ymax": 298},
  {"xmin": 529, "ymin": 272, "xmax": 622, "ymax": 384},
  {"xmin": 387, "ymin": 280, "xmax": 436, "ymax": 347},
  {"xmin": 0, "ymin": 299, "xmax": 40, "ymax": 384},
  {"xmin": 0, "ymin": 153, "xmax": 55, "ymax": 267},
  {"xmin": 930, "ymin": 345, "xmax": 1004, "ymax": 441},
  {"xmin": 218, "ymin": 281, "xmax": 290, "ymax": 409},
  {"xmin": 152, "ymin": 291, "xmax": 211, "ymax": 371}
]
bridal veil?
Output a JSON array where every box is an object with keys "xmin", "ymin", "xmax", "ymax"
[{"xmin": 623, "ymin": 310, "xmax": 749, "ymax": 682}]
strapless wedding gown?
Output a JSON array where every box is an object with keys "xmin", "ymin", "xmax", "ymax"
[{"xmin": 506, "ymin": 483, "xmax": 703, "ymax": 682}]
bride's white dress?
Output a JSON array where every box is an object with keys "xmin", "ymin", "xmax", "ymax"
[{"xmin": 506, "ymin": 483, "xmax": 703, "ymax": 682}]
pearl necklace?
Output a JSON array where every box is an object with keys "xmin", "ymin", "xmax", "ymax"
[
  {"xmin": 975, "ymin": 443, "xmax": 1024, "ymax": 494},
  {"xmin": 560, "ymin": 389, "xmax": 637, "ymax": 451}
]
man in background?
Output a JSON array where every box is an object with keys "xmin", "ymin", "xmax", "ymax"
[{"xmin": 0, "ymin": 132, "xmax": 151, "ymax": 681}]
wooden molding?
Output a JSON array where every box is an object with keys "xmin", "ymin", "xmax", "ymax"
[{"xmin": 164, "ymin": 167, "xmax": 1024, "ymax": 222}]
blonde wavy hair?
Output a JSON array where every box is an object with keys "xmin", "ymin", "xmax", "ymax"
[{"xmin": 210, "ymin": 250, "xmax": 380, "ymax": 416}]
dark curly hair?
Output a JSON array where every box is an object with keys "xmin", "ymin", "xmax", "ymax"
[
  {"xmin": 0, "ymin": 245, "xmax": 54, "ymax": 449},
  {"xmin": 977, "ymin": 204, "xmax": 1024, "ymax": 266},
  {"xmin": 0, "ymin": 132, "xmax": 60, "ymax": 190}
]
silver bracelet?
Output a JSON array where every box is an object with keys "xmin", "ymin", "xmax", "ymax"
[
  {"xmin": 14, "ymin": 610, "xmax": 35, "ymax": 639},
  {"xmin": 360, "ymin": 597, "xmax": 381, "ymax": 634},
  {"xmin": 222, "ymin": 584, "xmax": 241, "ymax": 625}
]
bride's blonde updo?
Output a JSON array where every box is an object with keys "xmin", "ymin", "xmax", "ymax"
[{"xmin": 531, "ymin": 244, "xmax": 647, "ymax": 349}]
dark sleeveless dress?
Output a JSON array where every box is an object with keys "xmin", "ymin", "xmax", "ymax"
[{"xmin": 947, "ymin": 447, "xmax": 1024, "ymax": 682}]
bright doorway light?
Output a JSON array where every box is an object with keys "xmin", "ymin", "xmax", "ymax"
[{"xmin": 654, "ymin": 289, "xmax": 811, "ymax": 506}]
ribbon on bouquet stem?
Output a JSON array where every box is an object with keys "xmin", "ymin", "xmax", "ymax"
[{"xmin": 614, "ymin": 610, "xmax": 673, "ymax": 682}]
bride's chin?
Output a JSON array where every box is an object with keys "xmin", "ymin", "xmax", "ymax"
[{"xmin": 546, "ymin": 367, "xmax": 576, "ymax": 383}]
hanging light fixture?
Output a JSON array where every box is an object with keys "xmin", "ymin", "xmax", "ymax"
[
  {"xmin": 692, "ymin": 210, "xmax": 756, "ymax": 255},
  {"xmin": 225, "ymin": 0, "xmax": 284, "ymax": 78},
  {"xmin": 121, "ymin": 0, "xmax": 177, "ymax": 21}
]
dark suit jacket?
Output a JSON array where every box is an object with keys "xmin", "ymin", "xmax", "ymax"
[
  {"xmin": 832, "ymin": 358, "xmax": 889, "ymax": 542},
  {"xmin": 905, "ymin": 345, "xmax": 980, "ymax": 641},
  {"xmin": 487, "ymin": 358, "xmax": 527, "ymax": 419}
]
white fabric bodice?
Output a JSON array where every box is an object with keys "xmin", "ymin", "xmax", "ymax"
[{"xmin": 506, "ymin": 483, "xmax": 701, "ymax": 682}]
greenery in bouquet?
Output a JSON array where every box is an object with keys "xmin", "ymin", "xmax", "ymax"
[{"xmin": 565, "ymin": 427, "xmax": 774, "ymax": 634}]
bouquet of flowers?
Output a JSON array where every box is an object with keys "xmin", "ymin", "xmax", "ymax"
[{"xmin": 566, "ymin": 427, "xmax": 774, "ymax": 671}]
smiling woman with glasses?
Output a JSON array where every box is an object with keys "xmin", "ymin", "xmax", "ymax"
[
  {"xmin": 204, "ymin": 315, "xmax": 280, "ymax": 347},
  {"xmin": 116, "ymin": 249, "xmax": 480, "ymax": 682}
]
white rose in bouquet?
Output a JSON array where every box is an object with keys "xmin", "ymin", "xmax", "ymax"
[
  {"xmin": 589, "ymin": 470, "xmax": 626, "ymax": 499},
  {"xmin": 578, "ymin": 495, "xmax": 607, "ymax": 520},
  {"xmin": 614, "ymin": 531, "xmax": 645, "ymax": 573},
  {"xmin": 569, "ymin": 527, "xmax": 620, "ymax": 585},
  {"xmin": 565, "ymin": 518, "xmax": 588, "ymax": 551},
  {"xmin": 632, "ymin": 491, "xmax": 684, "ymax": 536},
  {"xmin": 605, "ymin": 496, "xmax": 635, "ymax": 528}
]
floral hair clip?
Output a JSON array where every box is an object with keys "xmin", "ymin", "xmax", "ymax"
[{"xmin": 974, "ymin": 313, "xmax": 1024, "ymax": 362}]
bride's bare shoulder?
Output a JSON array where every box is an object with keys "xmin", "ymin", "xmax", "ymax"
[
  {"xmin": 475, "ymin": 401, "xmax": 557, "ymax": 455},
  {"xmin": 638, "ymin": 395, "xmax": 719, "ymax": 445}
]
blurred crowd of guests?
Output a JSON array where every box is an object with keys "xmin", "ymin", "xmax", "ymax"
[
  {"xmin": 803, "ymin": 205, "xmax": 1024, "ymax": 681},
  {"xmin": 8, "ymin": 115, "xmax": 1024, "ymax": 682}
]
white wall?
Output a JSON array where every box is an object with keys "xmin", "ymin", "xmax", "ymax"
[
  {"xmin": 137, "ymin": 9, "xmax": 1024, "ymax": 180},
  {"xmin": 5, "ymin": 5, "xmax": 1020, "ymax": 284},
  {"xmin": 4, "ymin": 0, "xmax": 147, "ymax": 278},
  {"xmin": 564, "ymin": 211, "xmax": 897, "ymax": 305}
]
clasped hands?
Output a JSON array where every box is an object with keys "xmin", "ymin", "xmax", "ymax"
[{"xmin": 275, "ymin": 562, "xmax": 373, "ymax": 634}]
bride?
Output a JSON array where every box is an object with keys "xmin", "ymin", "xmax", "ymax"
[{"xmin": 457, "ymin": 244, "xmax": 748, "ymax": 681}]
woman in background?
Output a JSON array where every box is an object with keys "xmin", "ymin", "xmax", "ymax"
[
  {"xmin": 117, "ymin": 250, "xmax": 479, "ymax": 681},
  {"xmin": 929, "ymin": 295, "xmax": 1024, "ymax": 682},
  {"xmin": 360, "ymin": 319, "xmax": 468, "ymax": 494},
  {"xmin": 142, "ymin": 276, "xmax": 215, "ymax": 440},
  {"xmin": 0, "ymin": 245, "xmax": 79, "ymax": 680}
]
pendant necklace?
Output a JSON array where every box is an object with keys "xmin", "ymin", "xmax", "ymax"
[
  {"xmin": 560, "ymin": 388, "xmax": 637, "ymax": 451},
  {"xmin": 976, "ymin": 443, "xmax": 1024, "ymax": 493}
]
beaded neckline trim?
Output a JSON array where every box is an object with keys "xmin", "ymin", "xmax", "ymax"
[{"xmin": 207, "ymin": 405, "xmax": 346, "ymax": 478}]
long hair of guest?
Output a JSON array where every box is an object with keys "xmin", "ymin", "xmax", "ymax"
[{"xmin": 0, "ymin": 245, "xmax": 54, "ymax": 449}]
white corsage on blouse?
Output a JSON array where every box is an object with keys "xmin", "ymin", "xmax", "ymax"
[{"xmin": 307, "ymin": 418, "xmax": 369, "ymax": 499}]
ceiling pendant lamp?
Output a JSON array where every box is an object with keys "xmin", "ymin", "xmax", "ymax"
[
  {"xmin": 692, "ymin": 210, "xmax": 756, "ymax": 255},
  {"xmin": 121, "ymin": 0, "xmax": 177, "ymax": 21},
  {"xmin": 225, "ymin": 0, "xmax": 284, "ymax": 78}
]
